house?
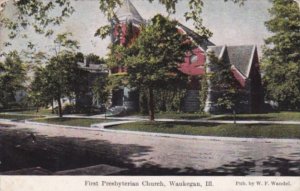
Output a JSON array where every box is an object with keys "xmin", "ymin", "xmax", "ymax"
[
  {"xmin": 109, "ymin": 0, "xmax": 264, "ymax": 114},
  {"xmin": 76, "ymin": 57, "xmax": 109, "ymax": 109}
]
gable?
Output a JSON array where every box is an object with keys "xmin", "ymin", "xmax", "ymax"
[
  {"xmin": 177, "ymin": 23, "xmax": 215, "ymax": 51},
  {"xmin": 227, "ymin": 45, "xmax": 255, "ymax": 77},
  {"xmin": 208, "ymin": 45, "xmax": 256, "ymax": 78}
]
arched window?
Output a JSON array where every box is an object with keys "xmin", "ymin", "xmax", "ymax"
[{"xmin": 190, "ymin": 54, "xmax": 198, "ymax": 64}]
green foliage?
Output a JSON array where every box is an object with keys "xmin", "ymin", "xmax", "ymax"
[
  {"xmin": 0, "ymin": 114, "xmax": 43, "ymax": 121},
  {"xmin": 0, "ymin": 51, "xmax": 27, "ymax": 108},
  {"xmin": 53, "ymin": 32, "xmax": 80, "ymax": 54},
  {"xmin": 95, "ymin": 0, "xmax": 245, "ymax": 39},
  {"xmin": 0, "ymin": 0, "xmax": 74, "ymax": 39},
  {"xmin": 92, "ymin": 76, "xmax": 109, "ymax": 106},
  {"xmin": 156, "ymin": 89, "xmax": 186, "ymax": 112},
  {"xmin": 138, "ymin": 88, "xmax": 149, "ymax": 114},
  {"xmin": 138, "ymin": 87, "xmax": 187, "ymax": 114},
  {"xmin": 106, "ymin": 45, "xmax": 127, "ymax": 68},
  {"xmin": 184, "ymin": 0, "xmax": 212, "ymax": 37},
  {"xmin": 113, "ymin": 121, "xmax": 300, "ymax": 139},
  {"xmin": 1, "ymin": 0, "xmax": 246, "ymax": 46},
  {"xmin": 30, "ymin": 51, "xmax": 83, "ymax": 117},
  {"xmin": 124, "ymin": 15, "xmax": 191, "ymax": 88},
  {"xmin": 107, "ymin": 72, "xmax": 128, "ymax": 91},
  {"xmin": 75, "ymin": 52, "xmax": 84, "ymax": 63},
  {"xmin": 208, "ymin": 51, "xmax": 239, "ymax": 111},
  {"xmin": 86, "ymin": 54, "xmax": 105, "ymax": 65},
  {"xmin": 107, "ymin": 14, "xmax": 192, "ymax": 120},
  {"xmin": 262, "ymin": 0, "xmax": 300, "ymax": 110},
  {"xmin": 199, "ymin": 75, "xmax": 208, "ymax": 112},
  {"xmin": 28, "ymin": 67, "xmax": 52, "ymax": 110},
  {"xmin": 33, "ymin": 117, "xmax": 112, "ymax": 127},
  {"xmin": 94, "ymin": 25, "xmax": 113, "ymax": 39}
]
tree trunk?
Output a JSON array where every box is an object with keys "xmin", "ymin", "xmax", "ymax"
[
  {"xmin": 51, "ymin": 101, "xmax": 54, "ymax": 114},
  {"xmin": 148, "ymin": 87, "xmax": 155, "ymax": 121},
  {"xmin": 57, "ymin": 97, "xmax": 63, "ymax": 118}
]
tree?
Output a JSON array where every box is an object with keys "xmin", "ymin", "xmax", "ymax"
[
  {"xmin": 1, "ymin": 0, "xmax": 245, "ymax": 43},
  {"xmin": 108, "ymin": 14, "xmax": 192, "ymax": 120},
  {"xmin": 91, "ymin": 76, "xmax": 109, "ymax": 107},
  {"xmin": 262, "ymin": 0, "xmax": 300, "ymax": 110},
  {"xmin": 86, "ymin": 54, "xmax": 105, "ymax": 65},
  {"xmin": 207, "ymin": 51, "xmax": 240, "ymax": 114},
  {"xmin": 0, "ymin": 51, "xmax": 27, "ymax": 109},
  {"xmin": 52, "ymin": 32, "xmax": 80, "ymax": 55},
  {"xmin": 28, "ymin": 67, "xmax": 53, "ymax": 112},
  {"xmin": 96, "ymin": 0, "xmax": 245, "ymax": 39},
  {"xmin": 0, "ymin": 0, "xmax": 74, "ymax": 39},
  {"xmin": 31, "ymin": 52, "xmax": 82, "ymax": 117}
]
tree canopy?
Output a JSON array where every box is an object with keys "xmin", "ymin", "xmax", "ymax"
[
  {"xmin": 262, "ymin": 0, "xmax": 300, "ymax": 110},
  {"xmin": 0, "ymin": 51, "xmax": 27, "ymax": 108},
  {"xmin": 30, "ymin": 51, "xmax": 83, "ymax": 117},
  {"xmin": 1, "ymin": 0, "xmax": 246, "ymax": 42},
  {"xmin": 107, "ymin": 14, "xmax": 192, "ymax": 120},
  {"xmin": 207, "ymin": 51, "xmax": 240, "ymax": 113}
]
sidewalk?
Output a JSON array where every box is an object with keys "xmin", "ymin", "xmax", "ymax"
[
  {"xmin": 64, "ymin": 114, "xmax": 300, "ymax": 125},
  {"xmin": 1, "ymin": 118, "xmax": 299, "ymax": 143},
  {"xmin": 2, "ymin": 112, "xmax": 300, "ymax": 125}
]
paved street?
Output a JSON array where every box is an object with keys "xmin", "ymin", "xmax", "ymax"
[{"xmin": 1, "ymin": 121, "xmax": 300, "ymax": 175}]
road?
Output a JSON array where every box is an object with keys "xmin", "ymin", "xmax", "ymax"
[{"xmin": 0, "ymin": 121, "xmax": 300, "ymax": 175}]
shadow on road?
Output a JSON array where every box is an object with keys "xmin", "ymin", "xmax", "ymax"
[
  {"xmin": 119, "ymin": 157, "xmax": 300, "ymax": 176},
  {"xmin": 0, "ymin": 128, "xmax": 151, "ymax": 173},
  {"xmin": 0, "ymin": 128, "xmax": 299, "ymax": 176}
]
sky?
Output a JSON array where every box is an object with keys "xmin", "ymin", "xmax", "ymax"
[{"xmin": 0, "ymin": 0, "xmax": 275, "ymax": 58}]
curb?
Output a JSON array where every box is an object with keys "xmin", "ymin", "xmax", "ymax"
[
  {"xmin": 99, "ymin": 128, "xmax": 300, "ymax": 143},
  {"xmin": 0, "ymin": 119, "xmax": 15, "ymax": 123},
  {"xmin": 66, "ymin": 116, "xmax": 300, "ymax": 125},
  {"xmin": 24, "ymin": 120, "xmax": 102, "ymax": 132},
  {"xmin": 18, "ymin": 119, "xmax": 300, "ymax": 143},
  {"xmin": 91, "ymin": 121, "xmax": 136, "ymax": 129}
]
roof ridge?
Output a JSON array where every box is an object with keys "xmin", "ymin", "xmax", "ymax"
[
  {"xmin": 219, "ymin": 45, "xmax": 226, "ymax": 59},
  {"xmin": 226, "ymin": 45, "xmax": 256, "ymax": 47},
  {"xmin": 246, "ymin": 45, "xmax": 257, "ymax": 77}
]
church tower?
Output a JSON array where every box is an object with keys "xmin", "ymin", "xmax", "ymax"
[
  {"xmin": 111, "ymin": 0, "xmax": 145, "ymax": 45},
  {"xmin": 115, "ymin": 0, "xmax": 144, "ymax": 25},
  {"xmin": 109, "ymin": 0, "xmax": 143, "ymax": 112}
]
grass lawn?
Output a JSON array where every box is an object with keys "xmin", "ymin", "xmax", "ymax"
[
  {"xmin": 136, "ymin": 112, "xmax": 300, "ymax": 121},
  {"xmin": 112, "ymin": 121, "xmax": 300, "ymax": 139},
  {"xmin": 0, "ymin": 114, "xmax": 44, "ymax": 121},
  {"xmin": 210, "ymin": 112, "xmax": 300, "ymax": 121},
  {"xmin": 6, "ymin": 108, "xmax": 102, "ymax": 117},
  {"xmin": 33, "ymin": 117, "xmax": 113, "ymax": 127},
  {"xmin": 13, "ymin": 108, "xmax": 55, "ymax": 116},
  {"xmin": 137, "ymin": 112, "xmax": 210, "ymax": 120}
]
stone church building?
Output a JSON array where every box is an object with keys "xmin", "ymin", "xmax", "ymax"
[{"xmin": 109, "ymin": 0, "xmax": 264, "ymax": 114}]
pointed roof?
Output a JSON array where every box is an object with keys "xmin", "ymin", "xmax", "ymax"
[
  {"xmin": 115, "ymin": 0, "xmax": 144, "ymax": 25},
  {"xmin": 208, "ymin": 45, "xmax": 256, "ymax": 78},
  {"xmin": 227, "ymin": 45, "xmax": 256, "ymax": 77},
  {"xmin": 177, "ymin": 23, "xmax": 215, "ymax": 51}
]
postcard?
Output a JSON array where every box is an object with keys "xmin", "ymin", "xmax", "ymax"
[{"xmin": 0, "ymin": 0, "xmax": 299, "ymax": 190}]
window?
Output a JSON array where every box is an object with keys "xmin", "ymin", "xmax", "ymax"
[{"xmin": 190, "ymin": 55, "xmax": 198, "ymax": 64}]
